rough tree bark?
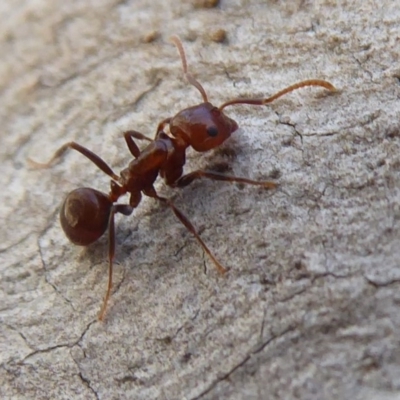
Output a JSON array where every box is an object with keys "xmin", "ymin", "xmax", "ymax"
[{"xmin": 1, "ymin": 1, "xmax": 400, "ymax": 399}]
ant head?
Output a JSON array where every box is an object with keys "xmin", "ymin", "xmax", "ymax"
[
  {"xmin": 170, "ymin": 36, "xmax": 336, "ymax": 152},
  {"xmin": 60, "ymin": 188, "xmax": 112, "ymax": 246},
  {"xmin": 169, "ymin": 37, "xmax": 238, "ymax": 151},
  {"xmin": 170, "ymin": 102, "xmax": 238, "ymax": 152}
]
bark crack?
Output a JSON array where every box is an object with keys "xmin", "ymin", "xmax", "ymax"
[{"xmin": 191, "ymin": 327, "xmax": 295, "ymax": 399}]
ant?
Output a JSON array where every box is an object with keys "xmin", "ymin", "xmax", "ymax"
[{"xmin": 30, "ymin": 36, "xmax": 335, "ymax": 320}]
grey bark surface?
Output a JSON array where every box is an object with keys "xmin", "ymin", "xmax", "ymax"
[{"xmin": 1, "ymin": 1, "xmax": 400, "ymax": 399}]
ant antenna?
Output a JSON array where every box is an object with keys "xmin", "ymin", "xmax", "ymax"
[
  {"xmin": 171, "ymin": 35, "xmax": 209, "ymax": 103},
  {"xmin": 218, "ymin": 79, "xmax": 336, "ymax": 110}
]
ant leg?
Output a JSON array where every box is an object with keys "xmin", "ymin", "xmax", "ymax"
[
  {"xmin": 173, "ymin": 170, "xmax": 277, "ymax": 189},
  {"xmin": 144, "ymin": 186, "xmax": 227, "ymax": 274},
  {"xmin": 154, "ymin": 118, "xmax": 171, "ymax": 139},
  {"xmin": 98, "ymin": 203, "xmax": 133, "ymax": 321},
  {"xmin": 28, "ymin": 142, "xmax": 119, "ymax": 180},
  {"xmin": 124, "ymin": 130, "xmax": 152, "ymax": 158}
]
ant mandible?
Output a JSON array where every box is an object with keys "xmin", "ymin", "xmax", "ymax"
[{"xmin": 30, "ymin": 36, "xmax": 336, "ymax": 320}]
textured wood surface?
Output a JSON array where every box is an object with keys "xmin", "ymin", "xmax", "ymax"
[{"xmin": 1, "ymin": 1, "xmax": 400, "ymax": 399}]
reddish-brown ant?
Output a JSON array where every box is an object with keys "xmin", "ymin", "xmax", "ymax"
[{"xmin": 30, "ymin": 36, "xmax": 335, "ymax": 320}]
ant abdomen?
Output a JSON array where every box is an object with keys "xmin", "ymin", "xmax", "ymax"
[{"xmin": 60, "ymin": 188, "xmax": 112, "ymax": 246}]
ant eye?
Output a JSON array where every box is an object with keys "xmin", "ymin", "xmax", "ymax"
[{"xmin": 207, "ymin": 126, "xmax": 218, "ymax": 137}]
